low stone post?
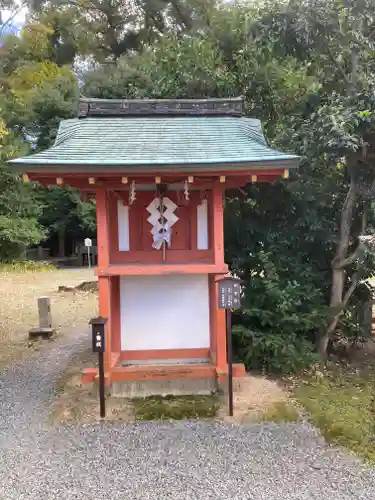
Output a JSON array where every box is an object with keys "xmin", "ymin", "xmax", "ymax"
[{"xmin": 29, "ymin": 297, "xmax": 54, "ymax": 339}]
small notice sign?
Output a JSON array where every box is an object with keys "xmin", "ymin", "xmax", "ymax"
[
  {"xmin": 92, "ymin": 328, "xmax": 105, "ymax": 352},
  {"xmin": 90, "ymin": 317, "xmax": 107, "ymax": 353},
  {"xmin": 84, "ymin": 237, "xmax": 92, "ymax": 247},
  {"xmin": 218, "ymin": 278, "xmax": 242, "ymax": 310}
]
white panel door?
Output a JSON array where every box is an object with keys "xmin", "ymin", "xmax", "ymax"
[{"xmin": 120, "ymin": 274, "xmax": 210, "ymax": 351}]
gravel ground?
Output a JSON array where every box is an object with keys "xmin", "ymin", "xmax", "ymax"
[
  {"xmin": 0, "ymin": 268, "xmax": 97, "ymax": 367},
  {"xmin": 1, "ymin": 330, "xmax": 375, "ymax": 499}
]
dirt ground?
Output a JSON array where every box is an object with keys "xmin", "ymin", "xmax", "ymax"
[
  {"xmin": 51, "ymin": 348, "xmax": 292, "ymax": 425},
  {"xmin": 218, "ymin": 375, "xmax": 290, "ymax": 423},
  {"xmin": 50, "ymin": 347, "xmax": 134, "ymax": 424},
  {"xmin": 0, "ymin": 268, "xmax": 98, "ymax": 367}
]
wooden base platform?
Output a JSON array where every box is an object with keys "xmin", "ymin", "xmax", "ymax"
[{"xmin": 82, "ymin": 360, "xmax": 246, "ymax": 397}]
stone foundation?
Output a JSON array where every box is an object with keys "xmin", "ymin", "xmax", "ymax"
[{"xmin": 111, "ymin": 377, "xmax": 217, "ymax": 398}]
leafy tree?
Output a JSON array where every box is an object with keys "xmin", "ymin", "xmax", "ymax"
[
  {"xmin": 32, "ymin": 0, "xmax": 218, "ymax": 62},
  {"xmin": 0, "ymin": 118, "xmax": 44, "ymax": 260},
  {"xmin": 30, "ymin": 9, "xmax": 79, "ymax": 66},
  {"xmin": 253, "ymin": 0, "xmax": 375, "ymax": 356},
  {"xmin": 37, "ymin": 187, "xmax": 96, "ymax": 257},
  {"xmin": 1, "ymin": 18, "xmax": 88, "ymax": 260},
  {"xmin": 83, "ymin": 35, "xmax": 238, "ymax": 98}
]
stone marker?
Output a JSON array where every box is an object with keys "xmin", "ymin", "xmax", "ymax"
[
  {"xmin": 38, "ymin": 297, "xmax": 52, "ymax": 328},
  {"xmin": 29, "ymin": 297, "xmax": 54, "ymax": 339}
]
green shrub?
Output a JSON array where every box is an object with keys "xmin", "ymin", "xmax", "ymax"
[
  {"xmin": 233, "ymin": 325, "xmax": 319, "ymax": 373},
  {"xmin": 0, "ymin": 215, "xmax": 44, "ymax": 262},
  {"xmin": 0, "ymin": 260, "xmax": 56, "ymax": 273},
  {"xmin": 230, "ymin": 252, "xmax": 324, "ymax": 374}
]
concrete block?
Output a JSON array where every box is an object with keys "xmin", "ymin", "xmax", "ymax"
[
  {"xmin": 217, "ymin": 376, "xmax": 243, "ymax": 394},
  {"xmin": 112, "ymin": 377, "xmax": 218, "ymax": 398},
  {"xmin": 29, "ymin": 327, "xmax": 54, "ymax": 339}
]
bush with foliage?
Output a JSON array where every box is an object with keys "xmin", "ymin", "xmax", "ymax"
[{"xmin": 231, "ymin": 251, "xmax": 323, "ymax": 373}]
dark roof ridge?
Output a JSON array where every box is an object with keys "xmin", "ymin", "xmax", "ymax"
[{"xmin": 78, "ymin": 97, "xmax": 245, "ymax": 118}]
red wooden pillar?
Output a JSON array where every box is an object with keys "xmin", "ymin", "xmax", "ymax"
[
  {"xmin": 214, "ymin": 281, "xmax": 227, "ymax": 373},
  {"xmin": 96, "ymin": 188, "xmax": 112, "ymax": 375},
  {"xmin": 211, "ymin": 184, "xmax": 227, "ymax": 372},
  {"xmin": 209, "ymin": 274, "xmax": 219, "ymax": 365},
  {"xmin": 111, "ymin": 276, "xmax": 121, "ymax": 353},
  {"xmin": 212, "ymin": 183, "xmax": 225, "ymax": 266}
]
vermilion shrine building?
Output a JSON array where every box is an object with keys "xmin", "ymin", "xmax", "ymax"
[{"xmin": 10, "ymin": 98, "xmax": 299, "ymax": 396}]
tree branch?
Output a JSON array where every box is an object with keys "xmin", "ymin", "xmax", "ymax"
[
  {"xmin": 335, "ymin": 245, "xmax": 362, "ymax": 268},
  {"xmin": 333, "ymin": 179, "xmax": 358, "ymax": 264},
  {"xmin": 237, "ymin": 187, "xmax": 248, "ymax": 198},
  {"xmin": 334, "ymin": 198, "xmax": 368, "ymax": 269},
  {"xmin": 0, "ymin": 7, "xmax": 21, "ymax": 37},
  {"xmin": 342, "ymin": 270, "xmax": 360, "ymax": 308},
  {"xmin": 325, "ymin": 44, "xmax": 352, "ymax": 88}
]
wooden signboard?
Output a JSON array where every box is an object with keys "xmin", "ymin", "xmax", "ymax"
[{"xmin": 216, "ymin": 277, "xmax": 243, "ymax": 417}]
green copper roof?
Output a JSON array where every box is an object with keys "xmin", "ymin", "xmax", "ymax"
[{"xmin": 9, "ymin": 116, "xmax": 299, "ymax": 172}]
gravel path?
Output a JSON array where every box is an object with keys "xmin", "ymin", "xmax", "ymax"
[{"xmin": 1, "ymin": 331, "xmax": 375, "ymax": 500}]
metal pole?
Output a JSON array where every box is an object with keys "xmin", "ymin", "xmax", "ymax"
[
  {"xmin": 98, "ymin": 351, "xmax": 106, "ymax": 418},
  {"xmin": 88, "ymin": 246, "xmax": 91, "ymax": 268},
  {"xmin": 226, "ymin": 309, "xmax": 233, "ymax": 417}
]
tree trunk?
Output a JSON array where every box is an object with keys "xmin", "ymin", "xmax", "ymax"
[
  {"xmin": 317, "ymin": 180, "xmax": 358, "ymax": 357},
  {"xmin": 57, "ymin": 227, "xmax": 65, "ymax": 258},
  {"xmin": 317, "ymin": 335, "xmax": 330, "ymax": 358}
]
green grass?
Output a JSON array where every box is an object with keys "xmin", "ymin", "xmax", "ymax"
[
  {"xmin": 0, "ymin": 260, "xmax": 56, "ymax": 273},
  {"xmin": 133, "ymin": 394, "xmax": 220, "ymax": 421},
  {"xmin": 258, "ymin": 401, "xmax": 300, "ymax": 423},
  {"xmin": 295, "ymin": 365, "xmax": 375, "ymax": 462}
]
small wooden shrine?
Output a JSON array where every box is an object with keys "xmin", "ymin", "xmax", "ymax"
[{"xmin": 10, "ymin": 97, "xmax": 299, "ymax": 397}]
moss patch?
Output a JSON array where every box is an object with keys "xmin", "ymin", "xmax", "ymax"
[
  {"xmin": 133, "ymin": 394, "xmax": 220, "ymax": 421},
  {"xmin": 295, "ymin": 364, "xmax": 375, "ymax": 463},
  {"xmin": 257, "ymin": 401, "xmax": 300, "ymax": 423}
]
